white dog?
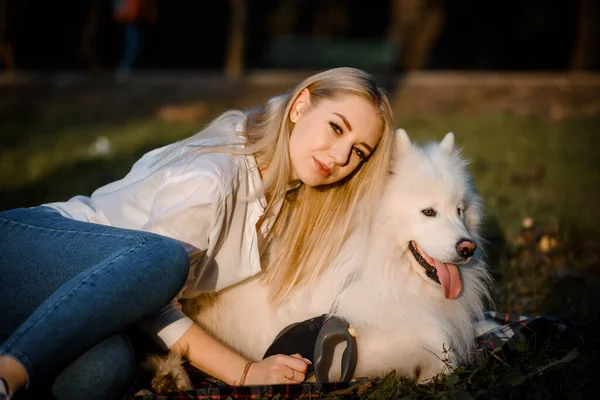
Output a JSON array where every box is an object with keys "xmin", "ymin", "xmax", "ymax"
[{"xmin": 154, "ymin": 130, "xmax": 493, "ymax": 388}]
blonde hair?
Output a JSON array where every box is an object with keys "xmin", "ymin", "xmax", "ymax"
[{"xmin": 157, "ymin": 67, "xmax": 396, "ymax": 301}]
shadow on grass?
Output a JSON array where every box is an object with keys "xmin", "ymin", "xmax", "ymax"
[{"xmin": 482, "ymin": 221, "xmax": 600, "ymax": 399}]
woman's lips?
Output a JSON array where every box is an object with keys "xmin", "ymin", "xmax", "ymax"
[{"xmin": 313, "ymin": 158, "xmax": 331, "ymax": 177}]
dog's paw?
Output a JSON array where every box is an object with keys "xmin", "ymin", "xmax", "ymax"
[{"xmin": 144, "ymin": 353, "xmax": 192, "ymax": 394}]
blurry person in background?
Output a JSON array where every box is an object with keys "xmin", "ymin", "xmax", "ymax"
[{"xmin": 113, "ymin": 0, "xmax": 158, "ymax": 78}]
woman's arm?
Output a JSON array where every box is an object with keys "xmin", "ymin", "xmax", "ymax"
[
  {"xmin": 172, "ymin": 322, "xmax": 310, "ymax": 385},
  {"xmin": 141, "ymin": 156, "xmax": 309, "ymax": 384}
]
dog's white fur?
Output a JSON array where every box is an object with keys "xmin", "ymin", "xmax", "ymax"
[{"xmin": 162, "ymin": 130, "xmax": 492, "ymax": 386}]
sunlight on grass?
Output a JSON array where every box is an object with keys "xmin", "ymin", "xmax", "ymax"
[
  {"xmin": 399, "ymin": 114, "xmax": 600, "ymax": 239},
  {"xmin": 0, "ymin": 119, "xmax": 199, "ymax": 189}
]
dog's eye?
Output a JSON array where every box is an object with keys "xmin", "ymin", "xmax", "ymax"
[
  {"xmin": 421, "ymin": 208, "xmax": 437, "ymax": 217},
  {"xmin": 457, "ymin": 207, "xmax": 463, "ymax": 216}
]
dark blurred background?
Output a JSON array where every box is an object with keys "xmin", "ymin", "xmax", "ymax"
[{"xmin": 1, "ymin": 0, "xmax": 598, "ymax": 74}]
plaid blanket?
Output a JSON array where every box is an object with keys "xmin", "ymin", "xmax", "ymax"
[
  {"xmin": 475, "ymin": 311, "xmax": 583, "ymax": 353},
  {"xmin": 132, "ymin": 382, "xmax": 353, "ymax": 400},
  {"xmin": 129, "ymin": 311, "xmax": 583, "ymax": 400}
]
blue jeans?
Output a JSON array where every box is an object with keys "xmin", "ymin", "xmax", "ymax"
[
  {"xmin": 118, "ymin": 22, "xmax": 141, "ymax": 73},
  {"xmin": 0, "ymin": 206, "xmax": 190, "ymax": 399}
]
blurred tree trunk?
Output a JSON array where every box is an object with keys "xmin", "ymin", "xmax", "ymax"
[
  {"xmin": 0, "ymin": 0, "xmax": 16, "ymax": 75},
  {"xmin": 80, "ymin": 0, "xmax": 103, "ymax": 71},
  {"xmin": 270, "ymin": 0, "xmax": 348, "ymax": 37},
  {"xmin": 225, "ymin": 0, "xmax": 246, "ymax": 80},
  {"xmin": 311, "ymin": 0, "xmax": 348, "ymax": 37},
  {"xmin": 570, "ymin": 0, "xmax": 600, "ymax": 70},
  {"xmin": 387, "ymin": 0, "xmax": 445, "ymax": 71},
  {"xmin": 270, "ymin": 0, "xmax": 299, "ymax": 35}
]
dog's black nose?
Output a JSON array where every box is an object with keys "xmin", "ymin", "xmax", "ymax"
[{"xmin": 456, "ymin": 239, "xmax": 476, "ymax": 259}]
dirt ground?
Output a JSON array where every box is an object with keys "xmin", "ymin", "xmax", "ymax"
[{"xmin": 1, "ymin": 70, "xmax": 599, "ymax": 124}]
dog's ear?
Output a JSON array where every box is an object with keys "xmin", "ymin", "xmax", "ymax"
[
  {"xmin": 394, "ymin": 128, "xmax": 412, "ymax": 153},
  {"xmin": 389, "ymin": 128, "xmax": 412, "ymax": 174},
  {"xmin": 440, "ymin": 132, "xmax": 455, "ymax": 153}
]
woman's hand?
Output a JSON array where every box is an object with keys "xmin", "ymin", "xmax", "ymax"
[
  {"xmin": 244, "ymin": 353, "xmax": 311, "ymax": 385},
  {"xmin": 172, "ymin": 323, "xmax": 311, "ymax": 386}
]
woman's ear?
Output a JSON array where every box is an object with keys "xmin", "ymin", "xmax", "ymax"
[{"xmin": 290, "ymin": 88, "xmax": 311, "ymax": 122}]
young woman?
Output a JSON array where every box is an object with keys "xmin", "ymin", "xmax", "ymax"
[{"xmin": 0, "ymin": 67, "xmax": 396, "ymax": 400}]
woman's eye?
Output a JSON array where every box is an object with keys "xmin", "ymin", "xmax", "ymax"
[
  {"xmin": 329, "ymin": 122, "xmax": 343, "ymax": 135},
  {"xmin": 353, "ymin": 147, "xmax": 366, "ymax": 160},
  {"xmin": 421, "ymin": 208, "xmax": 437, "ymax": 217}
]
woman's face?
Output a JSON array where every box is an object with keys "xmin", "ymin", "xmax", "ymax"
[{"xmin": 288, "ymin": 90, "xmax": 383, "ymax": 187}]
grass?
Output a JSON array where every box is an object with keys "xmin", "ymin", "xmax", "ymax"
[
  {"xmin": 399, "ymin": 114, "xmax": 600, "ymax": 241},
  {"xmin": 2, "ymin": 94, "xmax": 599, "ymax": 399}
]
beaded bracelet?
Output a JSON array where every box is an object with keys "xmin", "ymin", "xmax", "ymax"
[{"xmin": 239, "ymin": 361, "xmax": 253, "ymax": 386}]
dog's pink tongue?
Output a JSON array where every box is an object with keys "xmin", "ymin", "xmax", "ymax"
[{"xmin": 433, "ymin": 261, "xmax": 462, "ymax": 299}]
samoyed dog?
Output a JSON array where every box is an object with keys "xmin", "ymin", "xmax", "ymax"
[{"xmin": 155, "ymin": 130, "xmax": 492, "ymax": 388}]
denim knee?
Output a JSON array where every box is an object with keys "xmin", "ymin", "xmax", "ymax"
[
  {"xmin": 141, "ymin": 236, "xmax": 190, "ymax": 303},
  {"xmin": 51, "ymin": 334, "xmax": 136, "ymax": 400}
]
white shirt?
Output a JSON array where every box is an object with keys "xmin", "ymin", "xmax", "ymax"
[{"xmin": 44, "ymin": 112, "xmax": 279, "ymax": 348}]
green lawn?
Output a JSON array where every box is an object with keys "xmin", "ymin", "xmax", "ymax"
[{"xmin": 1, "ymin": 100, "xmax": 599, "ymax": 399}]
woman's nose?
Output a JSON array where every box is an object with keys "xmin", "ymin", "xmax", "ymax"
[{"xmin": 330, "ymin": 143, "xmax": 351, "ymax": 166}]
